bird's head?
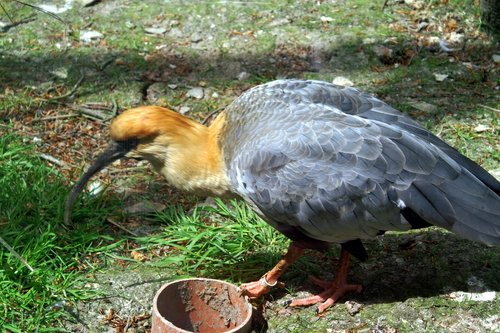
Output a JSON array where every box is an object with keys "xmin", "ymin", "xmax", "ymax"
[{"xmin": 64, "ymin": 106, "xmax": 229, "ymax": 224}]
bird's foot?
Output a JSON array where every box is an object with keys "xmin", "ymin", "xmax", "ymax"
[
  {"xmin": 285, "ymin": 276, "xmax": 362, "ymax": 314},
  {"xmin": 239, "ymin": 274, "xmax": 285, "ymax": 298}
]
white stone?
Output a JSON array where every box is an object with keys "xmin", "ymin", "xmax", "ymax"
[
  {"xmin": 474, "ymin": 124, "xmax": 490, "ymax": 133},
  {"xmin": 144, "ymin": 27, "xmax": 167, "ymax": 35},
  {"xmin": 179, "ymin": 106, "xmax": 190, "ymax": 114},
  {"xmin": 433, "ymin": 73, "xmax": 448, "ymax": 82},
  {"xmin": 449, "ymin": 291, "xmax": 496, "ymax": 302},
  {"xmin": 80, "ymin": 30, "xmax": 103, "ymax": 43},
  {"xmin": 186, "ymin": 87, "xmax": 204, "ymax": 99},
  {"xmin": 332, "ymin": 76, "xmax": 354, "ymax": 87},
  {"xmin": 237, "ymin": 71, "xmax": 250, "ymax": 81}
]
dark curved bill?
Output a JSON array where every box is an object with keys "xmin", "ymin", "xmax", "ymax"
[{"xmin": 64, "ymin": 139, "xmax": 139, "ymax": 225}]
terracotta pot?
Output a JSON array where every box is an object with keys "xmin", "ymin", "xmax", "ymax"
[{"xmin": 152, "ymin": 278, "xmax": 253, "ymax": 333}]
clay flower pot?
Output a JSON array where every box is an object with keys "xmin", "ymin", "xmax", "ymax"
[{"xmin": 152, "ymin": 278, "xmax": 253, "ymax": 333}]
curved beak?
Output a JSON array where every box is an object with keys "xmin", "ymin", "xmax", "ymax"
[{"xmin": 64, "ymin": 139, "xmax": 139, "ymax": 225}]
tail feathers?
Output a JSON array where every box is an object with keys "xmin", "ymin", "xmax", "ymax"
[{"xmin": 400, "ymin": 169, "xmax": 500, "ymax": 246}]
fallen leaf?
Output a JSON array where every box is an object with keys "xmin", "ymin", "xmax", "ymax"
[
  {"xmin": 87, "ymin": 180, "xmax": 104, "ymax": 196},
  {"xmin": 445, "ymin": 18, "xmax": 458, "ymax": 32},
  {"xmin": 433, "ymin": 73, "xmax": 449, "ymax": 82},
  {"xmin": 131, "ymin": 250, "xmax": 145, "ymax": 262},
  {"xmin": 408, "ymin": 101, "xmax": 438, "ymax": 113},
  {"xmin": 474, "ymin": 124, "xmax": 490, "ymax": 133}
]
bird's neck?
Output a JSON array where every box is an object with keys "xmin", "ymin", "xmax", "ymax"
[{"xmin": 147, "ymin": 113, "xmax": 233, "ymax": 197}]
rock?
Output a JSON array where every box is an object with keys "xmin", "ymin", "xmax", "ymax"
[
  {"xmin": 267, "ymin": 18, "xmax": 290, "ymax": 27},
  {"xmin": 490, "ymin": 169, "xmax": 500, "ymax": 181},
  {"xmin": 493, "ymin": 54, "xmax": 500, "ymax": 64},
  {"xmin": 433, "ymin": 73, "xmax": 448, "ymax": 82},
  {"xmin": 332, "ymin": 76, "xmax": 354, "ymax": 87},
  {"xmin": 39, "ymin": 3, "xmax": 72, "ymax": 14},
  {"xmin": 144, "ymin": 27, "xmax": 167, "ymax": 35},
  {"xmin": 190, "ymin": 32, "xmax": 203, "ymax": 43},
  {"xmin": 320, "ymin": 16, "xmax": 334, "ymax": 23},
  {"xmin": 169, "ymin": 27, "xmax": 183, "ymax": 39},
  {"xmin": 179, "ymin": 106, "xmax": 190, "ymax": 115},
  {"xmin": 408, "ymin": 101, "xmax": 438, "ymax": 113},
  {"xmin": 237, "ymin": 71, "xmax": 250, "ymax": 81},
  {"xmin": 447, "ymin": 32, "xmax": 465, "ymax": 45},
  {"xmin": 345, "ymin": 300, "xmax": 362, "ymax": 315},
  {"xmin": 448, "ymin": 291, "xmax": 496, "ymax": 302},
  {"xmin": 80, "ymin": 30, "xmax": 104, "ymax": 43},
  {"xmin": 186, "ymin": 87, "xmax": 204, "ymax": 99},
  {"xmin": 146, "ymin": 82, "xmax": 168, "ymax": 103},
  {"xmin": 123, "ymin": 201, "xmax": 166, "ymax": 215},
  {"xmin": 474, "ymin": 124, "xmax": 490, "ymax": 133}
]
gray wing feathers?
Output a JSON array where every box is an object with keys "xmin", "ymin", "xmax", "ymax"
[{"xmin": 223, "ymin": 79, "xmax": 500, "ymax": 246}]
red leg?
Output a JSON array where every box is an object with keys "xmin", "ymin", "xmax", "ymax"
[
  {"xmin": 287, "ymin": 248, "xmax": 362, "ymax": 313},
  {"xmin": 239, "ymin": 243, "xmax": 304, "ymax": 298}
]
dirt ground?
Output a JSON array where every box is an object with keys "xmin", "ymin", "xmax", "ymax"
[{"xmin": 1, "ymin": 0, "xmax": 499, "ymax": 332}]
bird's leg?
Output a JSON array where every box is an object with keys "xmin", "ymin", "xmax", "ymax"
[
  {"xmin": 286, "ymin": 248, "xmax": 362, "ymax": 313},
  {"xmin": 239, "ymin": 243, "xmax": 305, "ymax": 298}
]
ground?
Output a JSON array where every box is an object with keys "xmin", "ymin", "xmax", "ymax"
[{"xmin": 0, "ymin": 0, "xmax": 499, "ymax": 332}]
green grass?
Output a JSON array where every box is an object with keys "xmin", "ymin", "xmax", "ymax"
[
  {"xmin": 1, "ymin": 0, "xmax": 498, "ymax": 331},
  {"xmin": 138, "ymin": 198, "xmax": 288, "ymax": 282},
  {"xmin": 0, "ymin": 133, "xmax": 121, "ymax": 332},
  {"xmin": 0, "ymin": 134, "xmax": 291, "ymax": 331}
]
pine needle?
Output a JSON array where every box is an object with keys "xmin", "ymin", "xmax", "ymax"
[{"xmin": 0, "ymin": 235, "xmax": 35, "ymax": 272}]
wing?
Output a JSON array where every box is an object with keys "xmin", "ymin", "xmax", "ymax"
[{"xmin": 224, "ymin": 80, "xmax": 500, "ymax": 246}]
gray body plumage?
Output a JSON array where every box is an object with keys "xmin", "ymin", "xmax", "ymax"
[{"xmin": 220, "ymin": 80, "xmax": 500, "ymax": 248}]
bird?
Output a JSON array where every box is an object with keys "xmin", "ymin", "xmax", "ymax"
[{"xmin": 65, "ymin": 79, "xmax": 500, "ymax": 314}]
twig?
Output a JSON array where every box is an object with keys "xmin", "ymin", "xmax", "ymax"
[
  {"xmin": 39, "ymin": 153, "xmax": 66, "ymax": 167},
  {"xmin": 108, "ymin": 166, "xmax": 146, "ymax": 174},
  {"xmin": 111, "ymin": 98, "xmax": 118, "ymax": 117},
  {"xmin": 0, "ymin": 235, "xmax": 35, "ymax": 272},
  {"xmin": 106, "ymin": 217, "xmax": 139, "ymax": 237},
  {"xmin": 382, "ymin": 0, "xmax": 389, "ymax": 11},
  {"xmin": 31, "ymin": 113, "xmax": 79, "ymax": 122},
  {"xmin": 43, "ymin": 75, "xmax": 84, "ymax": 101},
  {"xmin": 67, "ymin": 104, "xmax": 113, "ymax": 121},
  {"xmin": 0, "ymin": 15, "xmax": 36, "ymax": 33},
  {"xmin": 201, "ymin": 107, "xmax": 223, "ymax": 125},
  {"xmin": 11, "ymin": 0, "xmax": 66, "ymax": 24},
  {"xmin": 123, "ymin": 317, "xmax": 132, "ymax": 333},
  {"xmin": 0, "ymin": 2, "xmax": 15, "ymax": 23},
  {"xmin": 479, "ymin": 104, "xmax": 500, "ymax": 114},
  {"xmin": 406, "ymin": 45, "xmax": 422, "ymax": 67}
]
